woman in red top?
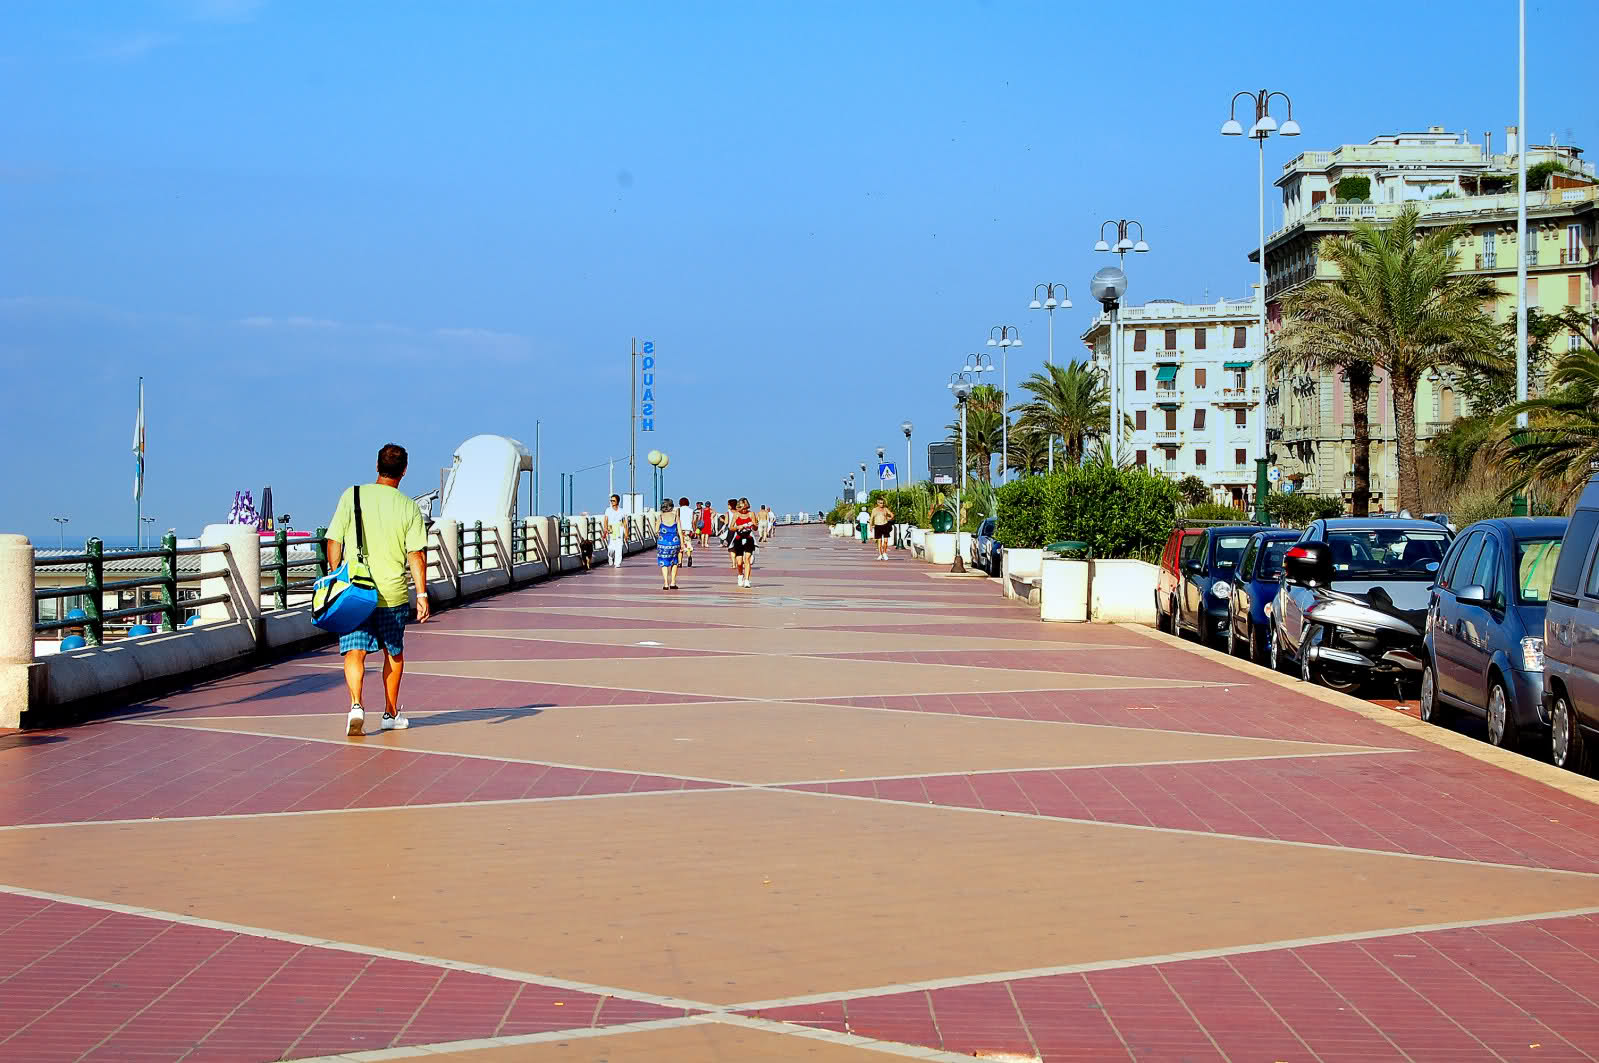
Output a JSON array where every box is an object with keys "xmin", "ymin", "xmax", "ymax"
[{"xmin": 731, "ymin": 497, "xmax": 758, "ymax": 589}]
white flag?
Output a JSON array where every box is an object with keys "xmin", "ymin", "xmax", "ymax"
[{"xmin": 133, "ymin": 379, "xmax": 145, "ymax": 502}]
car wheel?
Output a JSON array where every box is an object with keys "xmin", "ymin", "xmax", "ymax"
[
  {"xmin": 1226, "ymin": 614, "xmax": 1239, "ymax": 657},
  {"xmin": 1250, "ymin": 621, "xmax": 1269, "ymax": 665},
  {"xmin": 1299, "ymin": 635, "xmax": 1314, "ymax": 684},
  {"xmin": 1155, "ymin": 595, "xmax": 1172, "ymax": 634},
  {"xmin": 1419, "ymin": 657, "xmax": 1449, "ymax": 725},
  {"xmin": 1486, "ymin": 676, "xmax": 1518, "ymax": 749},
  {"xmin": 1270, "ymin": 624, "xmax": 1288, "ymax": 674},
  {"xmin": 1551, "ymin": 692, "xmax": 1590, "ymax": 772}
]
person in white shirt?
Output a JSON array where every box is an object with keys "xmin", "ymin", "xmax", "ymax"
[{"xmin": 603, "ymin": 494, "xmax": 627, "ymax": 567}]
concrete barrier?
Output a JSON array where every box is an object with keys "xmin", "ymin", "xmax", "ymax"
[
  {"xmin": 1040, "ymin": 558, "xmax": 1090, "ymax": 622},
  {"xmin": 909, "ymin": 527, "xmax": 927, "ymax": 558},
  {"xmin": 1002, "ymin": 548, "xmax": 1044, "ymax": 603},
  {"xmin": 924, "ymin": 533, "xmax": 956, "ymax": 565},
  {"xmin": 1090, "ymin": 559, "xmax": 1159, "ymax": 624}
]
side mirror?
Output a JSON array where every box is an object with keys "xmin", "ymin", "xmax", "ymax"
[
  {"xmin": 1455, "ymin": 583, "xmax": 1488, "ymax": 605},
  {"xmin": 1182, "ymin": 559, "xmax": 1204, "ymax": 576},
  {"xmin": 1283, "ymin": 542, "xmax": 1333, "ymax": 587}
]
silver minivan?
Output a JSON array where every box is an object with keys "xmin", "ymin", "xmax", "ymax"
[{"xmin": 1544, "ymin": 472, "xmax": 1599, "ymax": 772}]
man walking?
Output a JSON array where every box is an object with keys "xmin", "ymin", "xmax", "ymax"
[
  {"xmin": 603, "ymin": 494, "xmax": 627, "ymax": 567},
  {"xmin": 326, "ymin": 443, "xmax": 429, "ymax": 737}
]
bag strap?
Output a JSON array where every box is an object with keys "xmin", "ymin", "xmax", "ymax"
[{"xmin": 352, "ymin": 484, "xmax": 368, "ymax": 564}]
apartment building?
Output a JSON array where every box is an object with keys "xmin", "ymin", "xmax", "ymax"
[
  {"xmin": 1260, "ymin": 125, "xmax": 1597, "ymax": 506},
  {"xmin": 1082, "ymin": 297, "xmax": 1263, "ymax": 508}
]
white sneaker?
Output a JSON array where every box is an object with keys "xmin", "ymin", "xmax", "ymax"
[
  {"xmin": 346, "ymin": 704, "xmax": 365, "ymax": 737},
  {"xmin": 380, "ymin": 711, "xmax": 409, "ymax": 731}
]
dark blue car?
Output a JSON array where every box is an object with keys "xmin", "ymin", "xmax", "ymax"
[
  {"xmin": 1225, "ymin": 529, "xmax": 1301, "ymax": 663},
  {"xmin": 1174, "ymin": 524, "xmax": 1263, "ymax": 646},
  {"xmin": 1421, "ymin": 516, "xmax": 1567, "ymax": 749}
]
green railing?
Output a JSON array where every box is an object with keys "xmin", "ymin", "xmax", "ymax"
[
  {"xmin": 265, "ymin": 527, "xmax": 330, "ymax": 610},
  {"xmin": 33, "ymin": 534, "xmax": 229, "ymax": 646}
]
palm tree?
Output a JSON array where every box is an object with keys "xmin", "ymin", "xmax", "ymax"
[
  {"xmin": 1500, "ymin": 324, "xmax": 1599, "ymax": 508},
  {"xmin": 1005, "ymin": 424, "xmax": 1050, "ymax": 476},
  {"xmin": 945, "ymin": 393, "xmax": 1004, "ymax": 483},
  {"xmin": 1270, "ymin": 311, "xmax": 1376, "ymax": 514},
  {"xmin": 1015, "ymin": 360, "xmax": 1110, "ymax": 467},
  {"xmin": 1274, "ymin": 205, "xmax": 1503, "ymax": 512}
]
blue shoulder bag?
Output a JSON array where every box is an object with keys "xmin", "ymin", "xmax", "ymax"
[{"xmin": 311, "ymin": 485, "xmax": 380, "ymax": 634}]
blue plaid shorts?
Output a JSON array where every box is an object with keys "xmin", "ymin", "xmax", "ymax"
[{"xmin": 338, "ymin": 603, "xmax": 410, "ymax": 657}]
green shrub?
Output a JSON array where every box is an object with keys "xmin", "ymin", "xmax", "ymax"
[
  {"xmin": 1175, "ymin": 475, "xmax": 1210, "ymax": 506},
  {"xmin": 1335, "ymin": 175, "xmax": 1370, "ymax": 202},
  {"xmin": 1265, "ymin": 491, "xmax": 1345, "ymax": 527},
  {"xmin": 1180, "ymin": 502, "xmax": 1251, "ymax": 523},
  {"xmin": 994, "ymin": 465, "xmax": 1181, "ymax": 557}
]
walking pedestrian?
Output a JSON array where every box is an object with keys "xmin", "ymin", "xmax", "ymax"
[
  {"xmin": 677, "ymin": 497, "xmax": 694, "ymax": 567},
  {"xmin": 657, "ymin": 498, "xmax": 683, "ymax": 589},
  {"xmin": 871, "ymin": 496, "xmax": 895, "ymax": 560},
  {"xmin": 720, "ymin": 498, "xmax": 737, "ymax": 570},
  {"xmin": 603, "ymin": 494, "xmax": 626, "ymax": 567},
  {"xmin": 731, "ymin": 498, "xmax": 758, "ymax": 588},
  {"xmin": 326, "ymin": 443, "xmax": 429, "ymax": 737}
]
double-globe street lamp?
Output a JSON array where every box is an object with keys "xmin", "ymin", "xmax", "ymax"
[
  {"xmin": 1222, "ymin": 88, "xmax": 1299, "ymax": 522},
  {"xmin": 1029, "ymin": 283, "xmax": 1073, "ymax": 472},
  {"xmin": 985, "ymin": 326, "xmax": 1022, "ymax": 484},
  {"xmin": 947, "ymin": 370, "xmax": 978, "ymax": 542},
  {"xmin": 900, "ymin": 420, "xmax": 913, "ymax": 486},
  {"xmin": 1093, "ymin": 221, "xmax": 1149, "ymax": 463}
]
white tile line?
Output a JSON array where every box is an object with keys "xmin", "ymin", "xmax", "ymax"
[
  {"xmin": 724, "ymin": 904, "xmax": 1599, "ymax": 1012},
  {"xmin": 280, "ymin": 1017, "xmax": 716, "ymax": 1062},
  {"xmin": 769, "ymin": 785, "xmax": 1599, "ymax": 878},
  {"xmin": 0, "ymin": 882, "xmax": 716, "ymax": 1013}
]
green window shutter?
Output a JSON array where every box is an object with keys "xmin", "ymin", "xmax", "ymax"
[
  {"xmin": 1223, "ymin": 360, "xmax": 1253, "ymax": 370},
  {"xmin": 1155, "ymin": 365, "xmax": 1179, "ymax": 383}
]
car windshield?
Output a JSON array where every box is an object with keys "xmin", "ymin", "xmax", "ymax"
[
  {"xmin": 1258, "ymin": 540, "xmax": 1293, "ymax": 580},
  {"xmin": 1326, "ymin": 529, "xmax": 1449, "ymax": 579},
  {"xmin": 1212, "ymin": 535, "xmax": 1252, "ymax": 570},
  {"xmin": 1516, "ymin": 538, "xmax": 1562, "ymax": 602}
]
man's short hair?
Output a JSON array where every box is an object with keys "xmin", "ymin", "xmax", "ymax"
[{"xmin": 377, "ymin": 444, "xmax": 408, "ymax": 479}]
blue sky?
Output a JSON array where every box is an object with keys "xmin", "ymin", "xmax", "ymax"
[{"xmin": 5, "ymin": 0, "xmax": 1595, "ymax": 539}]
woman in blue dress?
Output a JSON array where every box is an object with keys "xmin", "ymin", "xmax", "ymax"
[{"xmin": 656, "ymin": 498, "xmax": 682, "ymax": 590}]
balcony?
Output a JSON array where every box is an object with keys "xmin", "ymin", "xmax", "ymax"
[
  {"xmin": 1216, "ymin": 386, "xmax": 1261, "ymax": 405},
  {"xmin": 1562, "ymin": 248, "xmax": 1588, "ymax": 264},
  {"xmin": 1155, "ymin": 431, "xmax": 1180, "ymax": 441},
  {"xmin": 1153, "ymin": 386, "xmax": 1184, "ymax": 404}
]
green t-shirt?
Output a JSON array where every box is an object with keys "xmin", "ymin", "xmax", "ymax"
[{"xmin": 326, "ymin": 483, "xmax": 427, "ymax": 607}]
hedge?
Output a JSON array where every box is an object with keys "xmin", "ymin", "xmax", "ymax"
[{"xmin": 994, "ymin": 466, "xmax": 1181, "ymax": 558}]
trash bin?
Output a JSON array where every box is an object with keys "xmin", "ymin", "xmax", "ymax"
[
  {"xmin": 1040, "ymin": 556, "xmax": 1091, "ymax": 622},
  {"xmin": 930, "ymin": 510, "xmax": 954, "ymax": 533},
  {"xmin": 1046, "ymin": 540, "xmax": 1089, "ymax": 559}
]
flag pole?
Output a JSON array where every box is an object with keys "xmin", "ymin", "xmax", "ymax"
[{"xmin": 136, "ymin": 377, "xmax": 143, "ymax": 547}]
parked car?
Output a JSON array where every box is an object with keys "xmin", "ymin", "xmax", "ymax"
[
  {"xmin": 973, "ymin": 518, "xmax": 1001, "ymax": 575},
  {"xmin": 1225, "ymin": 529, "xmax": 1301, "ymax": 663},
  {"xmin": 1420, "ymin": 517, "xmax": 1567, "ymax": 748},
  {"xmin": 1271, "ymin": 517, "xmax": 1453, "ymax": 692},
  {"xmin": 1171, "ymin": 525, "xmax": 1265, "ymax": 646},
  {"xmin": 1154, "ymin": 526, "xmax": 1205, "ymax": 636},
  {"xmin": 1545, "ymin": 473, "xmax": 1599, "ymax": 772}
]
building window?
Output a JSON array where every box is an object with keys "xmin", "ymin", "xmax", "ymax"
[
  {"xmin": 1235, "ymin": 448, "xmax": 1247, "ymax": 466},
  {"xmin": 1164, "ymin": 408, "xmax": 1177, "ymax": 431},
  {"xmin": 1194, "ymin": 367, "xmax": 1206, "ymax": 388},
  {"xmin": 1135, "ymin": 370, "xmax": 1146, "ymax": 391},
  {"xmin": 1481, "ymin": 231, "xmax": 1496, "ymax": 269},
  {"xmin": 1573, "ymin": 334, "xmax": 1584, "ymax": 352},
  {"xmin": 1195, "ymin": 448, "xmax": 1207, "ymax": 468},
  {"xmin": 1234, "ymin": 407, "xmax": 1247, "ymax": 427},
  {"xmin": 1135, "ymin": 409, "xmax": 1147, "ymax": 430},
  {"xmin": 1569, "ymin": 224, "xmax": 1583, "ymax": 261},
  {"xmin": 1571, "ymin": 275, "xmax": 1582, "ymax": 306},
  {"xmin": 1164, "ymin": 328, "xmax": 1177, "ymax": 350},
  {"xmin": 1526, "ymin": 242, "xmax": 1538, "ymax": 267},
  {"xmin": 1232, "ymin": 326, "xmax": 1247, "ymax": 348},
  {"xmin": 1133, "ymin": 329, "xmax": 1147, "ymax": 352},
  {"xmin": 1194, "ymin": 328, "xmax": 1207, "ymax": 349},
  {"xmin": 1528, "ymin": 276, "xmax": 1539, "ymax": 303},
  {"xmin": 1193, "ymin": 408, "xmax": 1206, "ymax": 430},
  {"xmin": 1135, "ymin": 449, "xmax": 1147, "ymax": 467}
]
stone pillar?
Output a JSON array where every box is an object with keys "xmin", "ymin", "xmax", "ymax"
[
  {"xmin": 531, "ymin": 517, "xmax": 557, "ymax": 566},
  {"xmin": 494, "ymin": 518, "xmax": 514, "ymax": 574},
  {"xmin": 0, "ymin": 534, "xmax": 35, "ymax": 728},
  {"xmin": 199, "ymin": 524, "xmax": 262, "ymax": 625},
  {"xmin": 434, "ymin": 519, "xmax": 460, "ymax": 595}
]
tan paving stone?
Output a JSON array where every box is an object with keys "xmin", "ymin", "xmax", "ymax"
[
  {"xmin": 484, "ymin": 606, "xmax": 977, "ymax": 629},
  {"xmin": 159, "ymin": 701, "xmax": 1379, "ymax": 783},
  {"xmin": 2, "ymin": 789, "xmax": 1591, "ymax": 1006},
  {"xmin": 360, "ymin": 653, "xmax": 1220, "ymax": 699},
  {"xmin": 424, "ymin": 627, "xmax": 1137, "ymax": 655},
  {"xmin": 413, "ymin": 1022, "xmax": 888, "ymax": 1061}
]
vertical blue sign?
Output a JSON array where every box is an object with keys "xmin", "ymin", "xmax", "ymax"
[{"xmin": 640, "ymin": 340, "xmax": 655, "ymax": 432}]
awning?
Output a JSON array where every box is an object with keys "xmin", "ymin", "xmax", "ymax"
[
  {"xmin": 1154, "ymin": 365, "xmax": 1178, "ymax": 382},
  {"xmin": 1223, "ymin": 361, "xmax": 1253, "ymax": 370},
  {"xmin": 1155, "ymin": 402, "xmax": 1180, "ymax": 410}
]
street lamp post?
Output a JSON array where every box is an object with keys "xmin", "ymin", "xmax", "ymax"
[
  {"xmin": 141, "ymin": 516, "xmax": 155, "ymax": 549},
  {"xmin": 1029, "ymin": 283, "xmax": 1073, "ymax": 472},
  {"xmin": 1222, "ymin": 88, "xmax": 1300, "ymax": 523},
  {"xmin": 900, "ymin": 420, "xmax": 913, "ymax": 486},
  {"xmin": 948, "ymin": 372, "xmax": 977, "ymax": 572},
  {"xmin": 1093, "ymin": 222, "xmax": 1150, "ymax": 466},
  {"xmin": 52, "ymin": 516, "xmax": 69, "ymax": 549},
  {"xmin": 985, "ymin": 326, "xmax": 1022, "ymax": 484},
  {"xmin": 1090, "ymin": 267, "xmax": 1131, "ymax": 461},
  {"xmin": 876, "ymin": 447, "xmax": 886, "ymax": 492},
  {"xmin": 1512, "ymin": 0, "xmax": 1529, "ymax": 515}
]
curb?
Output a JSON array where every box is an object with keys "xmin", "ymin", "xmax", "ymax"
[{"xmin": 1120, "ymin": 621, "xmax": 1599, "ymax": 808}]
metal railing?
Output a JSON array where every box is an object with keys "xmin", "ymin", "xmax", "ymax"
[
  {"xmin": 264, "ymin": 528, "xmax": 329, "ymax": 610},
  {"xmin": 33, "ymin": 535, "xmax": 231, "ymax": 646}
]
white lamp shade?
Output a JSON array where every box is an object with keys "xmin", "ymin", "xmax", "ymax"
[
  {"xmin": 1029, "ymin": 299, "xmax": 1042, "ymax": 309},
  {"xmin": 1250, "ymin": 114, "xmax": 1278, "ymax": 136},
  {"xmin": 1279, "ymin": 118, "xmax": 1301, "ymax": 136},
  {"xmin": 1043, "ymin": 297, "xmax": 1056, "ymax": 309},
  {"xmin": 1220, "ymin": 118, "xmax": 1244, "ymax": 136},
  {"xmin": 1009, "ymin": 336, "xmax": 1021, "ymax": 347},
  {"xmin": 1133, "ymin": 240, "xmax": 1150, "ymax": 253},
  {"xmin": 1093, "ymin": 239, "xmax": 1111, "ymax": 252},
  {"xmin": 986, "ymin": 337, "xmax": 998, "ymax": 346},
  {"xmin": 1060, "ymin": 297, "xmax": 1073, "ymax": 309}
]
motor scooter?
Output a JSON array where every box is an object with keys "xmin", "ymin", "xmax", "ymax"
[{"xmin": 1283, "ymin": 542, "xmax": 1428, "ymax": 695}]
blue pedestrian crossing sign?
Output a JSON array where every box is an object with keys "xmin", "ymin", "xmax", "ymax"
[{"xmin": 878, "ymin": 462, "xmax": 897, "ymax": 481}]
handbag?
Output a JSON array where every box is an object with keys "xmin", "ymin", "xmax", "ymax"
[{"xmin": 311, "ymin": 485, "xmax": 380, "ymax": 634}]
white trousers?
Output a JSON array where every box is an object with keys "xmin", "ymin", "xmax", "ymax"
[{"xmin": 607, "ymin": 537, "xmax": 624, "ymax": 567}]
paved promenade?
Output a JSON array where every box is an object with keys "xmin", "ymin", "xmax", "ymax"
[{"xmin": 3, "ymin": 529, "xmax": 1599, "ymax": 1061}]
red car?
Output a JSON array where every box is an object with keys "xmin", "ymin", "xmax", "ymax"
[{"xmin": 1154, "ymin": 526, "xmax": 1204, "ymax": 636}]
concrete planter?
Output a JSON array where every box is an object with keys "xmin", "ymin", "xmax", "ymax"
[
  {"xmin": 955, "ymin": 532, "xmax": 973, "ymax": 563},
  {"xmin": 1001, "ymin": 548, "xmax": 1044, "ymax": 602},
  {"xmin": 909, "ymin": 527, "xmax": 928, "ymax": 558},
  {"xmin": 924, "ymin": 532, "xmax": 957, "ymax": 565},
  {"xmin": 1091, "ymin": 559, "xmax": 1159, "ymax": 624},
  {"xmin": 1040, "ymin": 558, "xmax": 1091, "ymax": 622}
]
